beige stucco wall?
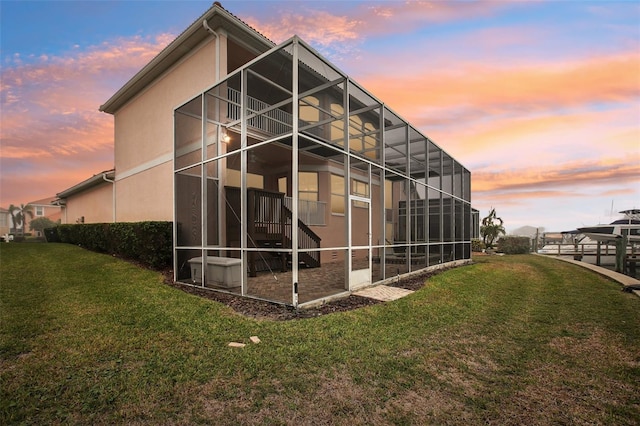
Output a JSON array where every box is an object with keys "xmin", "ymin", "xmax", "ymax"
[
  {"xmin": 63, "ymin": 183, "xmax": 114, "ymax": 224},
  {"xmin": 113, "ymin": 33, "xmax": 227, "ymax": 222},
  {"xmin": 116, "ymin": 161, "xmax": 174, "ymax": 221},
  {"xmin": 309, "ymin": 170, "xmax": 383, "ymax": 264},
  {"xmin": 0, "ymin": 212, "xmax": 10, "ymax": 236}
]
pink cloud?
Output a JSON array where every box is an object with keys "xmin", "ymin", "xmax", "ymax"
[
  {"xmin": 472, "ymin": 157, "xmax": 640, "ymax": 194},
  {"xmin": 432, "ymin": 104, "xmax": 640, "ymax": 165},
  {"xmin": 243, "ymin": 0, "xmax": 511, "ymax": 56},
  {"xmin": 0, "ymin": 33, "xmax": 174, "ymax": 206},
  {"xmin": 355, "ymin": 49, "xmax": 640, "ymax": 189},
  {"xmin": 245, "ymin": 10, "xmax": 362, "ymax": 47},
  {"xmin": 358, "ymin": 51, "xmax": 640, "ymax": 124},
  {"xmin": 360, "ymin": 1, "xmax": 514, "ymax": 33}
]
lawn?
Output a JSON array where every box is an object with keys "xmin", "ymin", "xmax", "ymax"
[{"xmin": 1, "ymin": 243, "xmax": 639, "ymax": 425}]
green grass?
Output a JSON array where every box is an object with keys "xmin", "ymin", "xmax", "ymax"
[{"xmin": 1, "ymin": 243, "xmax": 639, "ymax": 425}]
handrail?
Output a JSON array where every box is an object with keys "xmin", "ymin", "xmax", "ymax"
[
  {"xmin": 281, "ymin": 196, "xmax": 321, "ymax": 267},
  {"xmin": 284, "ymin": 196, "xmax": 326, "ymax": 226},
  {"xmin": 228, "ymin": 88, "xmax": 292, "ymax": 135},
  {"xmin": 226, "ymin": 186, "xmax": 321, "ymax": 268}
]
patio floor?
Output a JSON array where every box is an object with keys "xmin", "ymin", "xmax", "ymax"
[
  {"xmin": 215, "ymin": 258, "xmax": 416, "ymax": 305},
  {"xmin": 185, "ymin": 254, "xmax": 454, "ymax": 305}
]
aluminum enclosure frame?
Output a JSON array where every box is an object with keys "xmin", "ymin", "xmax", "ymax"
[{"xmin": 173, "ymin": 36, "xmax": 472, "ymax": 307}]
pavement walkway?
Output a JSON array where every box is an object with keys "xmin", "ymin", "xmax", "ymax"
[{"xmin": 353, "ymin": 285, "xmax": 414, "ymax": 302}]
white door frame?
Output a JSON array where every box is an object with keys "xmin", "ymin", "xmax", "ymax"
[{"xmin": 349, "ymin": 194, "xmax": 371, "ymax": 290}]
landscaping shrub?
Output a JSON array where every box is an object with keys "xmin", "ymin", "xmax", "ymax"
[
  {"xmin": 43, "ymin": 227, "xmax": 60, "ymax": 242},
  {"xmin": 47, "ymin": 222, "xmax": 172, "ymax": 269},
  {"xmin": 497, "ymin": 236, "xmax": 531, "ymax": 254},
  {"xmin": 471, "ymin": 238, "xmax": 486, "ymax": 252}
]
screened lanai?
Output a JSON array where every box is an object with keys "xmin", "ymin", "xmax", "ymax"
[{"xmin": 174, "ymin": 36, "xmax": 472, "ymax": 307}]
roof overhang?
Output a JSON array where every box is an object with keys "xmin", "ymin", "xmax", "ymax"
[
  {"xmin": 99, "ymin": 2, "xmax": 274, "ymax": 115},
  {"xmin": 56, "ymin": 169, "xmax": 115, "ymax": 200}
]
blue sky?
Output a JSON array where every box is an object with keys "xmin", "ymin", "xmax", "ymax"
[{"xmin": 1, "ymin": 0, "xmax": 639, "ymax": 231}]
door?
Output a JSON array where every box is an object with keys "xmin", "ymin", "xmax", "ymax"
[{"xmin": 349, "ymin": 195, "xmax": 371, "ymax": 290}]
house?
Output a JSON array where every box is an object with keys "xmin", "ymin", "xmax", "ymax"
[
  {"xmin": 26, "ymin": 197, "xmax": 62, "ymax": 236},
  {"xmin": 0, "ymin": 208, "xmax": 10, "ymax": 238},
  {"xmin": 55, "ymin": 169, "xmax": 115, "ymax": 224},
  {"xmin": 28, "ymin": 196, "xmax": 62, "ymax": 220},
  {"xmin": 1, "ymin": 198, "xmax": 61, "ymax": 238},
  {"xmin": 73, "ymin": 2, "xmax": 473, "ymax": 306}
]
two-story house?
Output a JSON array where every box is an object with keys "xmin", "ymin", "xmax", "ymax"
[{"xmin": 60, "ymin": 2, "xmax": 473, "ymax": 307}]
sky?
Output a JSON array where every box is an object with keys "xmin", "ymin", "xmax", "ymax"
[{"xmin": 1, "ymin": 0, "xmax": 639, "ymax": 232}]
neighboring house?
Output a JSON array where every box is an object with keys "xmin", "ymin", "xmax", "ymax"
[
  {"xmin": 1, "ymin": 199, "xmax": 61, "ymax": 237},
  {"xmin": 0, "ymin": 208, "xmax": 10, "ymax": 237},
  {"xmin": 75, "ymin": 2, "xmax": 472, "ymax": 306},
  {"xmin": 472, "ymin": 208, "xmax": 481, "ymax": 239},
  {"xmin": 26, "ymin": 197, "xmax": 63, "ymax": 236},
  {"xmin": 29, "ymin": 196, "xmax": 62, "ymax": 222},
  {"xmin": 55, "ymin": 169, "xmax": 115, "ymax": 224}
]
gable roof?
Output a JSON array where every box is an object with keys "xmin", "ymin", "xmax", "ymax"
[
  {"xmin": 28, "ymin": 196, "xmax": 58, "ymax": 206},
  {"xmin": 99, "ymin": 2, "xmax": 274, "ymax": 114},
  {"xmin": 56, "ymin": 169, "xmax": 115, "ymax": 200}
]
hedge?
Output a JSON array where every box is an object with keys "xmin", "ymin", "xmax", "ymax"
[
  {"xmin": 496, "ymin": 236, "xmax": 532, "ymax": 255},
  {"xmin": 44, "ymin": 222, "xmax": 172, "ymax": 269},
  {"xmin": 471, "ymin": 238, "xmax": 486, "ymax": 252}
]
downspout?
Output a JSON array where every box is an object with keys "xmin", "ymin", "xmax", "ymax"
[
  {"xmin": 203, "ymin": 19, "xmax": 220, "ymax": 82},
  {"xmin": 103, "ymin": 173, "xmax": 116, "ymax": 223}
]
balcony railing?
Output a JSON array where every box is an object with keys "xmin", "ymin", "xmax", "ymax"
[
  {"xmin": 284, "ymin": 197, "xmax": 326, "ymax": 226},
  {"xmin": 228, "ymin": 88, "xmax": 292, "ymax": 135}
]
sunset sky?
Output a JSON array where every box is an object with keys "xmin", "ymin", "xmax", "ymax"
[{"xmin": 1, "ymin": 0, "xmax": 639, "ymax": 232}]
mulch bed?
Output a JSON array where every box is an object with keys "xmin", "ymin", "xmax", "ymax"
[{"xmin": 161, "ymin": 266, "xmax": 453, "ymax": 321}]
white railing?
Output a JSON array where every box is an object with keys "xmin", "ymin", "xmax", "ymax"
[
  {"xmin": 227, "ymin": 88, "xmax": 292, "ymax": 135},
  {"xmin": 284, "ymin": 196, "xmax": 326, "ymax": 226}
]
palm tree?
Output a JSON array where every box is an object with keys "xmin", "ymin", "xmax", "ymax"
[
  {"xmin": 10, "ymin": 204, "xmax": 34, "ymax": 237},
  {"xmin": 7, "ymin": 204, "xmax": 18, "ymax": 234},
  {"xmin": 480, "ymin": 207, "xmax": 506, "ymax": 249}
]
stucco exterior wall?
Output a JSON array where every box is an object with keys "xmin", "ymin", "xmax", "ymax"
[
  {"xmin": 63, "ymin": 183, "xmax": 114, "ymax": 224},
  {"xmin": 113, "ymin": 35, "xmax": 223, "ymax": 222},
  {"xmin": 116, "ymin": 161, "xmax": 174, "ymax": 222},
  {"xmin": 0, "ymin": 211, "xmax": 10, "ymax": 236}
]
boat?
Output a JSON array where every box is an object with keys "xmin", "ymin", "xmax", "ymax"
[
  {"xmin": 536, "ymin": 231, "xmax": 605, "ymax": 255},
  {"xmin": 537, "ymin": 209, "xmax": 640, "ymax": 257},
  {"xmin": 577, "ymin": 209, "xmax": 640, "ymax": 243}
]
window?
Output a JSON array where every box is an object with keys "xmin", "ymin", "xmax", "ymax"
[
  {"xmin": 351, "ymin": 179, "xmax": 369, "ymax": 208},
  {"xmin": 36, "ymin": 206, "xmax": 44, "ymax": 217},
  {"xmin": 351, "ymin": 179, "xmax": 369, "ymax": 198},
  {"xmin": 298, "ymin": 172, "xmax": 318, "ymax": 202},
  {"xmin": 226, "ymin": 169, "xmax": 264, "ymax": 189},
  {"xmin": 363, "ymin": 122, "xmax": 378, "ymax": 160},
  {"xmin": 349, "ymin": 115, "xmax": 379, "ymax": 161},
  {"xmin": 279, "ymin": 173, "xmax": 318, "ymax": 200},
  {"xmin": 330, "ymin": 103, "xmax": 345, "ymax": 147},
  {"xmin": 331, "ymin": 174, "xmax": 345, "ymax": 214},
  {"xmin": 349, "ymin": 114, "xmax": 363, "ymax": 152},
  {"xmin": 278, "ymin": 177, "xmax": 287, "ymax": 195},
  {"xmin": 300, "ymin": 96, "xmax": 319, "ymax": 123}
]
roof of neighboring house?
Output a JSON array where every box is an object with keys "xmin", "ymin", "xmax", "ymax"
[
  {"xmin": 56, "ymin": 169, "xmax": 116, "ymax": 201},
  {"xmin": 99, "ymin": 2, "xmax": 275, "ymax": 114},
  {"xmin": 28, "ymin": 196, "xmax": 59, "ymax": 207}
]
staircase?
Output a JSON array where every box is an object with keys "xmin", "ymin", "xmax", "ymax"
[{"xmin": 226, "ymin": 187, "xmax": 321, "ymax": 276}]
